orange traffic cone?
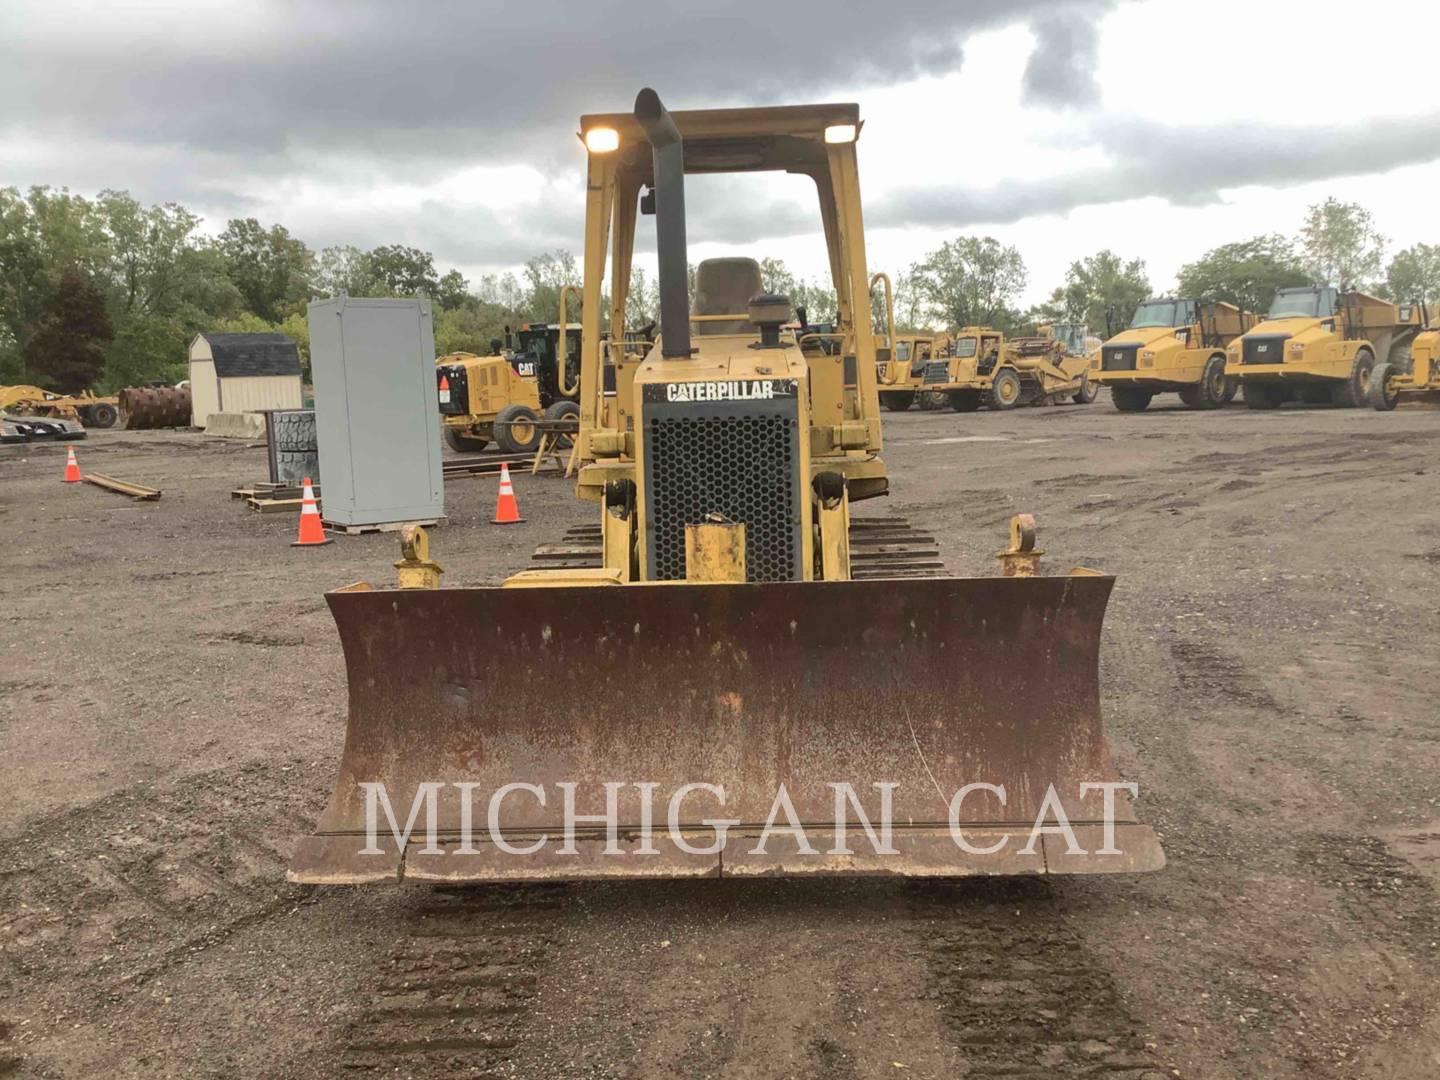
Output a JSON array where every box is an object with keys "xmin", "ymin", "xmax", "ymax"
[
  {"xmin": 438, "ymin": 374, "xmax": 451, "ymax": 406},
  {"xmin": 63, "ymin": 445, "xmax": 81, "ymax": 483},
  {"xmin": 292, "ymin": 477, "xmax": 332, "ymax": 547},
  {"xmin": 493, "ymin": 463, "xmax": 524, "ymax": 524}
]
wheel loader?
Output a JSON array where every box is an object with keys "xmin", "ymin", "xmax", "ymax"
[
  {"xmin": 1225, "ymin": 287, "xmax": 1423, "ymax": 409},
  {"xmin": 1371, "ymin": 307, "xmax": 1440, "ymax": 409},
  {"xmin": 1093, "ymin": 298, "xmax": 1254, "ymax": 412},
  {"xmin": 289, "ymin": 90, "xmax": 1164, "ymax": 885}
]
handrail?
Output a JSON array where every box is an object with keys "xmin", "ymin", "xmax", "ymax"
[
  {"xmin": 869, "ymin": 271, "xmax": 898, "ymax": 383},
  {"xmin": 557, "ymin": 283, "xmax": 581, "ymax": 397}
]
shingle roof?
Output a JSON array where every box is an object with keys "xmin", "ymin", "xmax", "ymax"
[{"xmin": 200, "ymin": 333, "xmax": 302, "ymax": 378}]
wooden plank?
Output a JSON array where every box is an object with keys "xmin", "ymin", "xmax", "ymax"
[
  {"xmin": 249, "ymin": 497, "xmax": 306, "ymax": 514},
  {"xmin": 83, "ymin": 473, "xmax": 161, "ymax": 500}
]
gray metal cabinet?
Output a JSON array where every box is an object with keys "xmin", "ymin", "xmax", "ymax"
[{"xmin": 308, "ymin": 297, "xmax": 444, "ymax": 528}]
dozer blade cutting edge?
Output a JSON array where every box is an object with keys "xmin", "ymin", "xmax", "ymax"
[{"xmin": 289, "ymin": 575, "xmax": 1164, "ymax": 884}]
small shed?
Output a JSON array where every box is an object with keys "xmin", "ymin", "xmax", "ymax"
[{"xmin": 188, "ymin": 332, "xmax": 304, "ymax": 427}]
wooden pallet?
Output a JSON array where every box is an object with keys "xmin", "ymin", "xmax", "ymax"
[
  {"xmin": 323, "ymin": 516, "xmax": 447, "ymax": 536},
  {"xmin": 248, "ymin": 496, "xmax": 308, "ymax": 514}
]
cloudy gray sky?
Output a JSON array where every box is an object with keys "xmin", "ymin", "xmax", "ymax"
[{"xmin": 3, "ymin": 0, "xmax": 1440, "ymax": 304}]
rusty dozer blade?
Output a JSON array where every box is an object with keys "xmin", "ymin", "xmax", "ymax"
[{"xmin": 290, "ymin": 576, "xmax": 1164, "ymax": 884}]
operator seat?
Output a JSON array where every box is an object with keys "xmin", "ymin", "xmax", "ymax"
[{"xmin": 693, "ymin": 257, "xmax": 764, "ymax": 335}]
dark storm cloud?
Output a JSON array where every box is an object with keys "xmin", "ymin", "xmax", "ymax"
[
  {"xmin": 0, "ymin": 0, "xmax": 1112, "ymax": 264},
  {"xmin": 0, "ymin": 0, "xmax": 1075, "ymax": 169},
  {"xmin": 1021, "ymin": 4, "xmax": 1105, "ymax": 107},
  {"xmin": 871, "ymin": 112, "xmax": 1440, "ymax": 230}
]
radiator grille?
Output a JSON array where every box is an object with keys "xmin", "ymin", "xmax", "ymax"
[
  {"xmin": 1243, "ymin": 335, "xmax": 1289, "ymax": 365},
  {"xmin": 922, "ymin": 361, "xmax": 950, "ymax": 385},
  {"xmin": 1102, "ymin": 346, "xmax": 1137, "ymax": 371},
  {"xmin": 643, "ymin": 403, "xmax": 802, "ymax": 582}
]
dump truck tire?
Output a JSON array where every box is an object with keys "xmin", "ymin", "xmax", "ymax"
[
  {"xmin": 543, "ymin": 399, "xmax": 580, "ymax": 423},
  {"xmin": 1178, "ymin": 386, "xmax": 1202, "ymax": 408},
  {"xmin": 86, "ymin": 402, "xmax": 119, "ymax": 428},
  {"xmin": 444, "ymin": 428, "xmax": 489, "ymax": 453},
  {"xmin": 1071, "ymin": 369, "xmax": 1098, "ymax": 404},
  {"xmin": 948, "ymin": 391, "xmax": 981, "ymax": 412},
  {"xmin": 1243, "ymin": 382, "xmax": 1285, "ymax": 410},
  {"xmin": 879, "ymin": 391, "xmax": 915, "ymax": 411},
  {"xmin": 1370, "ymin": 362, "xmax": 1400, "ymax": 411},
  {"xmin": 495, "ymin": 404, "xmax": 541, "ymax": 453},
  {"xmin": 1198, "ymin": 356, "xmax": 1229, "ymax": 409},
  {"xmin": 1221, "ymin": 376, "xmax": 1239, "ymax": 404},
  {"xmin": 987, "ymin": 369, "xmax": 1022, "ymax": 410},
  {"xmin": 1331, "ymin": 350, "xmax": 1375, "ymax": 408},
  {"xmin": 1111, "ymin": 386, "xmax": 1152, "ymax": 412}
]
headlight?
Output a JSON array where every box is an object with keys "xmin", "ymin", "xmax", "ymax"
[
  {"xmin": 824, "ymin": 123, "xmax": 858, "ymax": 144},
  {"xmin": 1141, "ymin": 351, "xmax": 1156, "ymax": 359},
  {"xmin": 584, "ymin": 127, "xmax": 620, "ymax": 153},
  {"xmin": 1289, "ymin": 341, "xmax": 1304, "ymax": 353}
]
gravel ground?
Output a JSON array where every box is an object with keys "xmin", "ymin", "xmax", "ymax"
[{"xmin": 2, "ymin": 396, "xmax": 1439, "ymax": 1079}]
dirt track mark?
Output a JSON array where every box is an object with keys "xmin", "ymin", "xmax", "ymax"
[
  {"xmin": 1168, "ymin": 636, "xmax": 1287, "ymax": 714},
  {"xmin": 0, "ymin": 761, "xmax": 319, "ymax": 1017},
  {"xmin": 210, "ymin": 629, "xmax": 307, "ymax": 647},
  {"xmin": 909, "ymin": 880, "xmax": 1170, "ymax": 1078},
  {"xmin": 333, "ymin": 885, "xmax": 563, "ymax": 1075},
  {"xmin": 1297, "ymin": 834, "xmax": 1440, "ymax": 952}
]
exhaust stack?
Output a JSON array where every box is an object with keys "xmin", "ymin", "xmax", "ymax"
[{"xmin": 634, "ymin": 88, "xmax": 692, "ymax": 359}]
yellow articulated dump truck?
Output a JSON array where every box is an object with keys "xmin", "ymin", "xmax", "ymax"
[
  {"xmin": 1371, "ymin": 310, "xmax": 1440, "ymax": 409},
  {"xmin": 1093, "ymin": 298, "xmax": 1252, "ymax": 412},
  {"xmin": 289, "ymin": 89, "xmax": 1163, "ymax": 885},
  {"xmin": 1226, "ymin": 287, "xmax": 1423, "ymax": 409}
]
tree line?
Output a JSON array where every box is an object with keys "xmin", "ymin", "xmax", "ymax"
[{"xmin": 3, "ymin": 185, "xmax": 1437, "ymax": 395}]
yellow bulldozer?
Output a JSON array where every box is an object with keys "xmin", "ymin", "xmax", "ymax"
[
  {"xmin": 1092, "ymin": 298, "xmax": 1253, "ymax": 411},
  {"xmin": 1371, "ymin": 307, "xmax": 1440, "ymax": 409},
  {"xmin": 289, "ymin": 90, "xmax": 1163, "ymax": 885},
  {"xmin": 1226, "ymin": 287, "xmax": 1423, "ymax": 409}
]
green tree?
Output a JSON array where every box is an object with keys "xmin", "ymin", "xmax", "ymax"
[
  {"xmin": 1382, "ymin": 243, "xmax": 1440, "ymax": 304},
  {"xmin": 215, "ymin": 217, "xmax": 313, "ymax": 321},
  {"xmin": 1176, "ymin": 234, "xmax": 1310, "ymax": 314},
  {"xmin": 1042, "ymin": 250, "xmax": 1149, "ymax": 334},
  {"xmin": 1300, "ymin": 198, "xmax": 1385, "ymax": 289},
  {"xmin": 911, "ymin": 236, "xmax": 1027, "ymax": 330},
  {"xmin": 0, "ymin": 186, "xmax": 110, "ymax": 379},
  {"xmin": 522, "ymin": 249, "xmax": 579, "ymax": 322},
  {"xmin": 313, "ymin": 245, "xmax": 378, "ymax": 297},
  {"xmin": 758, "ymin": 256, "xmax": 835, "ymax": 323},
  {"xmin": 367, "ymin": 244, "xmax": 441, "ymax": 297},
  {"xmin": 23, "ymin": 271, "xmax": 113, "ymax": 391},
  {"xmin": 435, "ymin": 268, "xmax": 471, "ymax": 312},
  {"xmin": 434, "ymin": 302, "xmax": 513, "ymax": 357},
  {"xmin": 626, "ymin": 265, "xmax": 660, "ymax": 328},
  {"xmin": 101, "ymin": 313, "xmax": 187, "ymax": 391},
  {"xmin": 476, "ymin": 271, "xmax": 524, "ymax": 311}
]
